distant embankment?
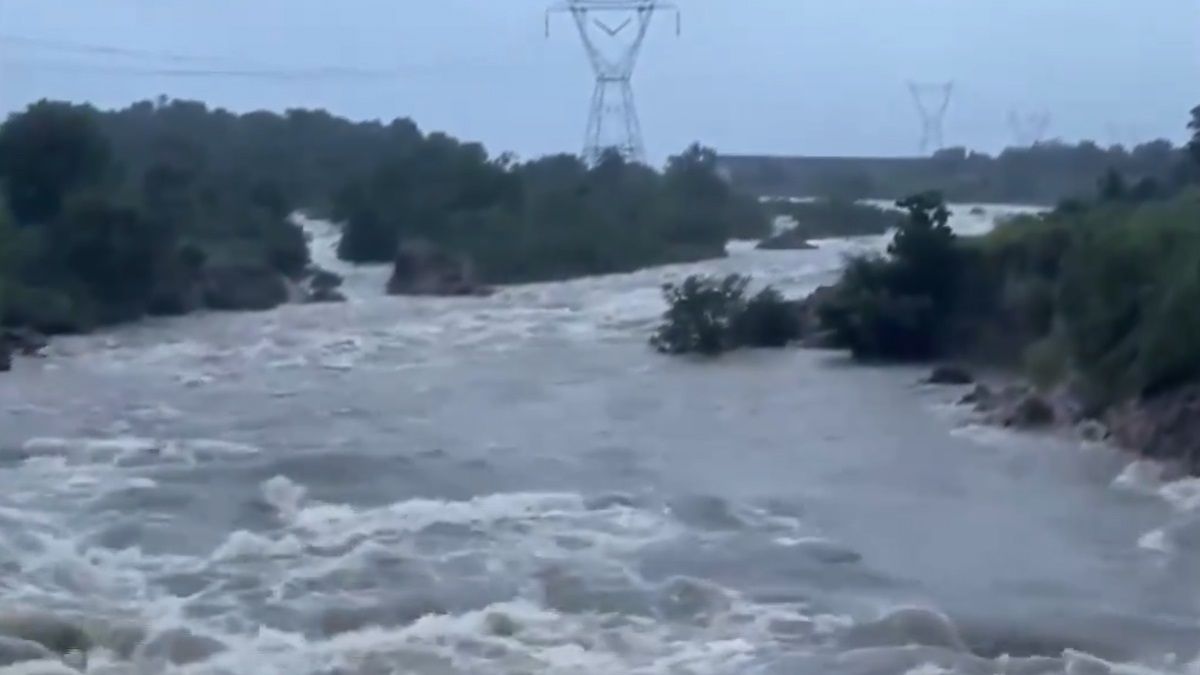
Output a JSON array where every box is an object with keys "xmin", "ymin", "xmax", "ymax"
[
  {"xmin": 718, "ymin": 142, "xmax": 1183, "ymax": 206},
  {"xmin": 717, "ymin": 155, "xmax": 953, "ymax": 201}
]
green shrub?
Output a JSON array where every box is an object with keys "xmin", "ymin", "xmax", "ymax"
[
  {"xmin": 651, "ymin": 275, "xmax": 800, "ymax": 355},
  {"xmin": 651, "ymin": 275, "xmax": 749, "ymax": 356},
  {"xmin": 817, "ymin": 192, "xmax": 960, "ymax": 360},
  {"xmin": 733, "ymin": 287, "xmax": 802, "ymax": 348}
]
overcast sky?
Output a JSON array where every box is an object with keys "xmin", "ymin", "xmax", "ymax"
[{"xmin": 1, "ymin": 1, "xmax": 1196, "ymax": 162}]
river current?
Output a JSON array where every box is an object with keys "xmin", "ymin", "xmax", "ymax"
[{"xmin": 1, "ymin": 206, "xmax": 1199, "ymax": 675}]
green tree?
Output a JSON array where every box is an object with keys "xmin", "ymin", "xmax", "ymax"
[{"xmin": 0, "ymin": 102, "xmax": 112, "ymax": 224}]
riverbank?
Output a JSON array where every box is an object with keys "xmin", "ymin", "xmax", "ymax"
[{"xmin": 787, "ymin": 186, "xmax": 1200, "ymax": 476}]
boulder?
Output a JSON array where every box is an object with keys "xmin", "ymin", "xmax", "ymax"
[
  {"xmin": 756, "ymin": 229, "xmax": 817, "ymax": 251},
  {"xmin": 0, "ymin": 612, "xmax": 91, "ymax": 658},
  {"xmin": 137, "ymin": 628, "xmax": 226, "ymax": 666},
  {"xmin": 309, "ymin": 268, "xmax": 343, "ymax": 293},
  {"xmin": 1077, "ymin": 419, "xmax": 1109, "ymax": 443},
  {"xmin": 1003, "ymin": 393, "xmax": 1056, "ymax": 429},
  {"xmin": 1106, "ymin": 384, "xmax": 1200, "ymax": 472},
  {"xmin": 843, "ymin": 606, "xmax": 968, "ymax": 652},
  {"xmin": 926, "ymin": 365, "xmax": 975, "ymax": 385},
  {"xmin": 201, "ymin": 264, "xmax": 290, "ymax": 311},
  {"xmin": 306, "ymin": 288, "xmax": 347, "ymax": 304},
  {"xmin": 387, "ymin": 240, "xmax": 489, "ymax": 297},
  {"xmin": 1, "ymin": 329, "xmax": 48, "ymax": 356},
  {"xmin": 304, "ymin": 268, "xmax": 347, "ymax": 304},
  {"xmin": 959, "ymin": 384, "xmax": 996, "ymax": 409}
]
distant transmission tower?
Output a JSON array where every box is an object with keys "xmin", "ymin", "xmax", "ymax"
[
  {"xmin": 1008, "ymin": 109, "xmax": 1052, "ymax": 147},
  {"xmin": 547, "ymin": 0, "xmax": 680, "ymax": 163},
  {"xmin": 908, "ymin": 81, "xmax": 954, "ymax": 154}
]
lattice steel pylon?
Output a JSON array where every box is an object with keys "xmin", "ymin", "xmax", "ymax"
[
  {"xmin": 548, "ymin": 0, "xmax": 680, "ymax": 164},
  {"xmin": 908, "ymin": 81, "xmax": 954, "ymax": 154},
  {"xmin": 1008, "ymin": 109, "xmax": 1052, "ymax": 147}
]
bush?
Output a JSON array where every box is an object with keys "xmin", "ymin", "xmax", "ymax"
[
  {"xmin": 651, "ymin": 275, "xmax": 800, "ymax": 355},
  {"xmin": 817, "ymin": 192, "xmax": 960, "ymax": 359},
  {"xmin": 1055, "ymin": 193, "xmax": 1200, "ymax": 399},
  {"xmin": 651, "ymin": 275, "xmax": 748, "ymax": 356},
  {"xmin": 734, "ymin": 287, "xmax": 802, "ymax": 348}
]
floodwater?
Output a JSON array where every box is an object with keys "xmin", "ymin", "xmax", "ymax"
[{"xmin": 0, "ymin": 206, "xmax": 1198, "ymax": 675}]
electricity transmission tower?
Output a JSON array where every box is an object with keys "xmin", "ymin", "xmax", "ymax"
[
  {"xmin": 908, "ymin": 81, "xmax": 954, "ymax": 154},
  {"xmin": 547, "ymin": 0, "xmax": 680, "ymax": 164},
  {"xmin": 1008, "ymin": 109, "xmax": 1052, "ymax": 147}
]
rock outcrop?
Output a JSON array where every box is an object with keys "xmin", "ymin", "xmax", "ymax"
[
  {"xmin": 1004, "ymin": 393, "xmax": 1057, "ymax": 429},
  {"xmin": 925, "ymin": 365, "xmax": 975, "ymax": 385},
  {"xmin": 1107, "ymin": 384, "xmax": 1200, "ymax": 473},
  {"xmin": 960, "ymin": 383, "xmax": 1057, "ymax": 429},
  {"xmin": 2, "ymin": 328, "xmax": 48, "ymax": 356},
  {"xmin": 303, "ymin": 268, "xmax": 347, "ymax": 304},
  {"xmin": 201, "ymin": 264, "xmax": 290, "ymax": 311},
  {"xmin": 387, "ymin": 240, "xmax": 489, "ymax": 297}
]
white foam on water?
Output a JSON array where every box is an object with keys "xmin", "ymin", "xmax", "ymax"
[
  {"xmin": 1112, "ymin": 460, "xmax": 1167, "ymax": 494},
  {"xmin": 260, "ymin": 476, "xmax": 307, "ymax": 523},
  {"xmin": 1137, "ymin": 528, "xmax": 1171, "ymax": 553},
  {"xmin": 211, "ymin": 530, "xmax": 304, "ymax": 563},
  {"xmin": 1159, "ymin": 478, "xmax": 1200, "ymax": 513},
  {"xmin": 196, "ymin": 597, "xmax": 770, "ymax": 675}
]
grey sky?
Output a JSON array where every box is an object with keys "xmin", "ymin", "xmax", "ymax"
[{"xmin": 1, "ymin": 1, "xmax": 1196, "ymax": 162}]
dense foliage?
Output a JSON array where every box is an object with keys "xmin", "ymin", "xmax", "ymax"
[
  {"xmin": 0, "ymin": 98, "xmax": 768, "ymax": 334},
  {"xmin": 651, "ymin": 274, "xmax": 800, "ymax": 355},
  {"xmin": 0, "ymin": 100, "xmax": 310, "ymax": 332},
  {"xmin": 812, "ymin": 125, "xmax": 1200, "ymax": 406},
  {"xmin": 335, "ymin": 145, "xmax": 769, "ymax": 283},
  {"xmin": 817, "ymin": 192, "xmax": 961, "ymax": 359}
]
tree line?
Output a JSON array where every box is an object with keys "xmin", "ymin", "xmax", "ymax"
[
  {"xmin": 723, "ymin": 138, "xmax": 1191, "ymax": 206},
  {"xmin": 0, "ymin": 98, "xmax": 768, "ymax": 334}
]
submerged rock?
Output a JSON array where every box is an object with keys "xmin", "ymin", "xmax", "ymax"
[
  {"xmin": 202, "ymin": 264, "xmax": 290, "ymax": 311},
  {"xmin": 1004, "ymin": 394, "xmax": 1057, "ymax": 429},
  {"xmin": 1, "ymin": 329, "xmax": 48, "ymax": 357},
  {"xmin": 0, "ymin": 661, "xmax": 82, "ymax": 675},
  {"xmin": 137, "ymin": 628, "xmax": 226, "ymax": 666},
  {"xmin": 304, "ymin": 268, "xmax": 347, "ymax": 304},
  {"xmin": 843, "ymin": 606, "xmax": 968, "ymax": 653},
  {"xmin": 0, "ymin": 637, "xmax": 55, "ymax": 667},
  {"xmin": 387, "ymin": 240, "xmax": 490, "ymax": 297},
  {"xmin": 960, "ymin": 384, "xmax": 996, "ymax": 409},
  {"xmin": 756, "ymin": 229, "xmax": 817, "ymax": 251},
  {"xmin": 1077, "ymin": 419, "xmax": 1109, "ymax": 443},
  {"xmin": 926, "ymin": 365, "xmax": 975, "ymax": 385},
  {"xmin": 1107, "ymin": 384, "xmax": 1200, "ymax": 473},
  {"xmin": 0, "ymin": 613, "xmax": 91, "ymax": 659}
]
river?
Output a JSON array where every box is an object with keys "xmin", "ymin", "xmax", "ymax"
[{"xmin": 0, "ymin": 206, "xmax": 1198, "ymax": 675}]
